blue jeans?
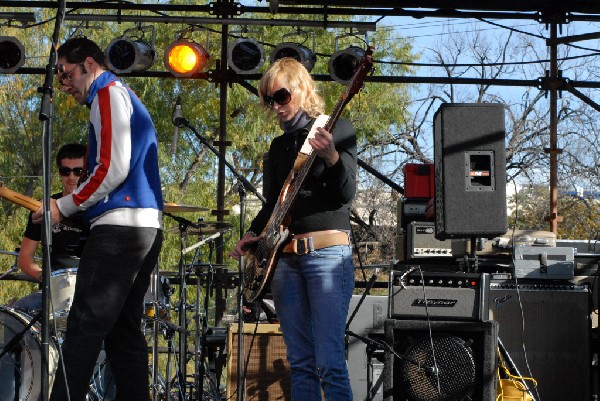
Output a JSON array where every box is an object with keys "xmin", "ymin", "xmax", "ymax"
[{"xmin": 271, "ymin": 245, "xmax": 354, "ymax": 401}]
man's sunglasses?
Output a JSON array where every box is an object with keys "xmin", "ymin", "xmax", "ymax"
[
  {"xmin": 57, "ymin": 63, "xmax": 83, "ymax": 88},
  {"xmin": 59, "ymin": 167, "xmax": 84, "ymax": 177},
  {"xmin": 264, "ymin": 88, "xmax": 292, "ymax": 108}
]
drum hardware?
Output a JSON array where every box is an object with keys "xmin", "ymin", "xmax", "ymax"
[
  {"xmin": 145, "ymin": 315, "xmax": 191, "ymax": 336},
  {"xmin": 0, "ymin": 264, "xmax": 19, "ymax": 280},
  {"xmin": 193, "ymin": 258, "xmax": 227, "ymax": 401},
  {"xmin": 0, "ymin": 248, "xmax": 37, "ymax": 281},
  {"xmin": 163, "ymin": 202, "xmax": 209, "ymax": 213},
  {"xmin": 167, "ymin": 222, "xmax": 233, "ymax": 237},
  {"xmin": 0, "ymin": 272, "xmax": 37, "ymax": 282},
  {"xmin": 160, "ymin": 209, "xmax": 233, "ymax": 400}
]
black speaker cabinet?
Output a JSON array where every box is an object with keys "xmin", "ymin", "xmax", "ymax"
[
  {"xmin": 489, "ymin": 280, "xmax": 591, "ymax": 401},
  {"xmin": 433, "ymin": 103, "xmax": 507, "ymax": 239},
  {"xmin": 383, "ymin": 319, "xmax": 498, "ymax": 401},
  {"xmin": 226, "ymin": 323, "xmax": 291, "ymax": 401}
]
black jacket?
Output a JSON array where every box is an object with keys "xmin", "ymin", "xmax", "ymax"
[{"xmin": 248, "ymin": 117, "xmax": 357, "ymax": 235}]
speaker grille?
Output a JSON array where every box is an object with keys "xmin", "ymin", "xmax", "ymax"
[
  {"xmin": 400, "ymin": 335, "xmax": 477, "ymax": 401},
  {"xmin": 384, "ymin": 319, "xmax": 498, "ymax": 401},
  {"xmin": 226, "ymin": 324, "xmax": 290, "ymax": 401}
]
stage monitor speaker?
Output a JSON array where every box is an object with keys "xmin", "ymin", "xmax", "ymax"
[
  {"xmin": 226, "ymin": 323, "xmax": 290, "ymax": 401},
  {"xmin": 489, "ymin": 280, "xmax": 591, "ymax": 401},
  {"xmin": 433, "ymin": 103, "xmax": 507, "ymax": 239},
  {"xmin": 383, "ymin": 319, "xmax": 498, "ymax": 401}
]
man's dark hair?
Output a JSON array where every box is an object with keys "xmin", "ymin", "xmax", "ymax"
[
  {"xmin": 57, "ymin": 37, "xmax": 107, "ymax": 68},
  {"xmin": 56, "ymin": 143, "xmax": 86, "ymax": 168}
]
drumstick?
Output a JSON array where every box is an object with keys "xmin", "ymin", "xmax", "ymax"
[{"xmin": 0, "ymin": 184, "xmax": 42, "ymax": 212}]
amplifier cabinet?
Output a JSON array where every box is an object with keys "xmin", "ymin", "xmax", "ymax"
[
  {"xmin": 489, "ymin": 280, "xmax": 591, "ymax": 401},
  {"xmin": 389, "ymin": 271, "xmax": 490, "ymax": 321},
  {"xmin": 227, "ymin": 323, "xmax": 290, "ymax": 401},
  {"xmin": 383, "ymin": 319, "xmax": 498, "ymax": 401}
]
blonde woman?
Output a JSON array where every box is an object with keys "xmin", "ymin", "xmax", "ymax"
[{"xmin": 230, "ymin": 57, "xmax": 357, "ymax": 401}]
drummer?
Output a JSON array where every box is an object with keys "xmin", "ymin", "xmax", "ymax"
[{"xmin": 13, "ymin": 143, "xmax": 86, "ymax": 310}]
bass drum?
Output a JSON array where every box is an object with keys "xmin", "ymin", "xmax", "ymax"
[{"xmin": 0, "ymin": 306, "xmax": 58, "ymax": 401}]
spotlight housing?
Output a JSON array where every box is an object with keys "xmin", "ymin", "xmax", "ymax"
[
  {"xmin": 106, "ymin": 36, "xmax": 155, "ymax": 74},
  {"xmin": 164, "ymin": 39, "xmax": 210, "ymax": 78},
  {"xmin": 270, "ymin": 42, "xmax": 316, "ymax": 72},
  {"xmin": 228, "ymin": 38, "xmax": 265, "ymax": 74},
  {"xmin": 328, "ymin": 45, "xmax": 366, "ymax": 85},
  {"xmin": 0, "ymin": 36, "xmax": 26, "ymax": 73}
]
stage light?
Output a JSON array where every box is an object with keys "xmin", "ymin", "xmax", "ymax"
[
  {"xmin": 228, "ymin": 38, "xmax": 265, "ymax": 74},
  {"xmin": 0, "ymin": 36, "xmax": 25, "ymax": 73},
  {"xmin": 164, "ymin": 39, "xmax": 210, "ymax": 78},
  {"xmin": 270, "ymin": 42, "xmax": 316, "ymax": 72},
  {"xmin": 328, "ymin": 45, "xmax": 366, "ymax": 85},
  {"xmin": 105, "ymin": 26, "xmax": 156, "ymax": 74}
]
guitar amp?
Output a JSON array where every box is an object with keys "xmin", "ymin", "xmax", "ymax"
[
  {"xmin": 406, "ymin": 222, "xmax": 467, "ymax": 259},
  {"xmin": 388, "ymin": 269, "xmax": 490, "ymax": 321}
]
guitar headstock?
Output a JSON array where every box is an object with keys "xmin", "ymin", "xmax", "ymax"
[{"xmin": 346, "ymin": 46, "xmax": 374, "ymax": 96}]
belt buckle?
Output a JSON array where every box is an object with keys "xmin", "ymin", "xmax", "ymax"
[{"xmin": 294, "ymin": 237, "xmax": 310, "ymax": 255}]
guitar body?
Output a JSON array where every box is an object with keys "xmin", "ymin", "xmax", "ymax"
[
  {"xmin": 242, "ymin": 47, "xmax": 374, "ymax": 303},
  {"xmin": 243, "ymin": 224, "xmax": 290, "ymax": 302}
]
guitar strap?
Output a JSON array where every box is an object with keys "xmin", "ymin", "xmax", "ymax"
[{"xmin": 292, "ymin": 114, "xmax": 330, "ymax": 172}]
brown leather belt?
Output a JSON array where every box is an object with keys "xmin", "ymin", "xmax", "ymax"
[{"xmin": 282, "ymin": 231, "xmax": 350, "ymax": 255}]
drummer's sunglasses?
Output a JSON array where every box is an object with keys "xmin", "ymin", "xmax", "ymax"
[
  {"xmin": 264, "ymin": 88, "xmax": 292, "ymax": 108},
  {"xmin": 58, "ymin": 167, "xmax": 84, "ymax": 177}
]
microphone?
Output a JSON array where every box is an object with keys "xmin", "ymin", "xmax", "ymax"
[{"xmin": 171, "ymin": 96, "xmax": 182, "ymax": 155}]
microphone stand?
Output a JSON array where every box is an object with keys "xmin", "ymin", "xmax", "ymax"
[
  {"xmin": 176, "ymin": 117, "xmax": 266, "ymax": 205},
  {"xmin": 175, "ymin": 118, "xmax": 266, "ymax": 401},
  {"xmin": 38, "ymin": 3, "xmax": 66, "ymax": 401}
]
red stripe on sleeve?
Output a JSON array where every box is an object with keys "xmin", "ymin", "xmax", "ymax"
[{"xmin": 72, "ymin": 84, "xmax": 115, "ymax": 206}]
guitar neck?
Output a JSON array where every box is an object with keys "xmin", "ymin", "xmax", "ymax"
[{"xmin": 0, "ymin": 185, "xmax": 42, "ymax": 212}]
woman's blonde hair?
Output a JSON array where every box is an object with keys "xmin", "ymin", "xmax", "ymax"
[{"xmin": 259, "ymin": 58, "xmax": 324, "ymax": 118}]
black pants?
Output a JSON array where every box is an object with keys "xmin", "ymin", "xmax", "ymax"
[{"xmin": 50, "ymin": 225, "xmax": 163, "ymax": 401}]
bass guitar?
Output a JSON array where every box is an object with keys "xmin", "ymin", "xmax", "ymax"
[{"xmin": 243, "ymin": 46, "xmax": 374, "ymax": 302}]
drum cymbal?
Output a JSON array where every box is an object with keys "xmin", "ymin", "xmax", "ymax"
[
  {"xmin": 163, "ymin": 202, "xmax": 209, "ymax": 213},
  {"xmin": 167, "ymin": 221, "xmax": 232, "ymax": 236}
]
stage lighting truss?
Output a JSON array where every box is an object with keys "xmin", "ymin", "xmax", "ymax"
[
  {"xmin": 105, "ymin": 25, "xmax": 156, "ymax": 74},
  {"xmin": 328, "ymin": 31, "xmax": 369, "ymax": 84},
  {"xmin": 164, "ymin": 28, "xmax": 210, "ymax": 78},
  {"xmin": 0, "ymin": 36, "xmax": 26, "ymax": 73},
  {"xmin": 228, "ymin": 36, "xmax": 265, "ymax": 75},
  {"xmin": 270, "ymin": 29, "xmax": 316, "ymax": 72}
]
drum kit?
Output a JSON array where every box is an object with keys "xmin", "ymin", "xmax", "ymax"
[{"xmin": 0, "ymin": 202, "xmax": 235, "ymax": 401}]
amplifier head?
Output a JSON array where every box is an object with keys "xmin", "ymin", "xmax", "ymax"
[
  {"xmin": 389, "ymin": 269, "xmax": 490, "ymax": 321},
  {"xmin": 407, "ymin": 222, "xmax": 467, "ymax": 259}
]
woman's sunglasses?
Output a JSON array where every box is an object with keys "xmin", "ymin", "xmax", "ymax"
[
  {"xmin": 59, "ymin": 167, "xmax": 84, "ymax": 177},
  {"xmin": 264, "ymin": 88, "xmax": 292, "ymax": 108}
]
